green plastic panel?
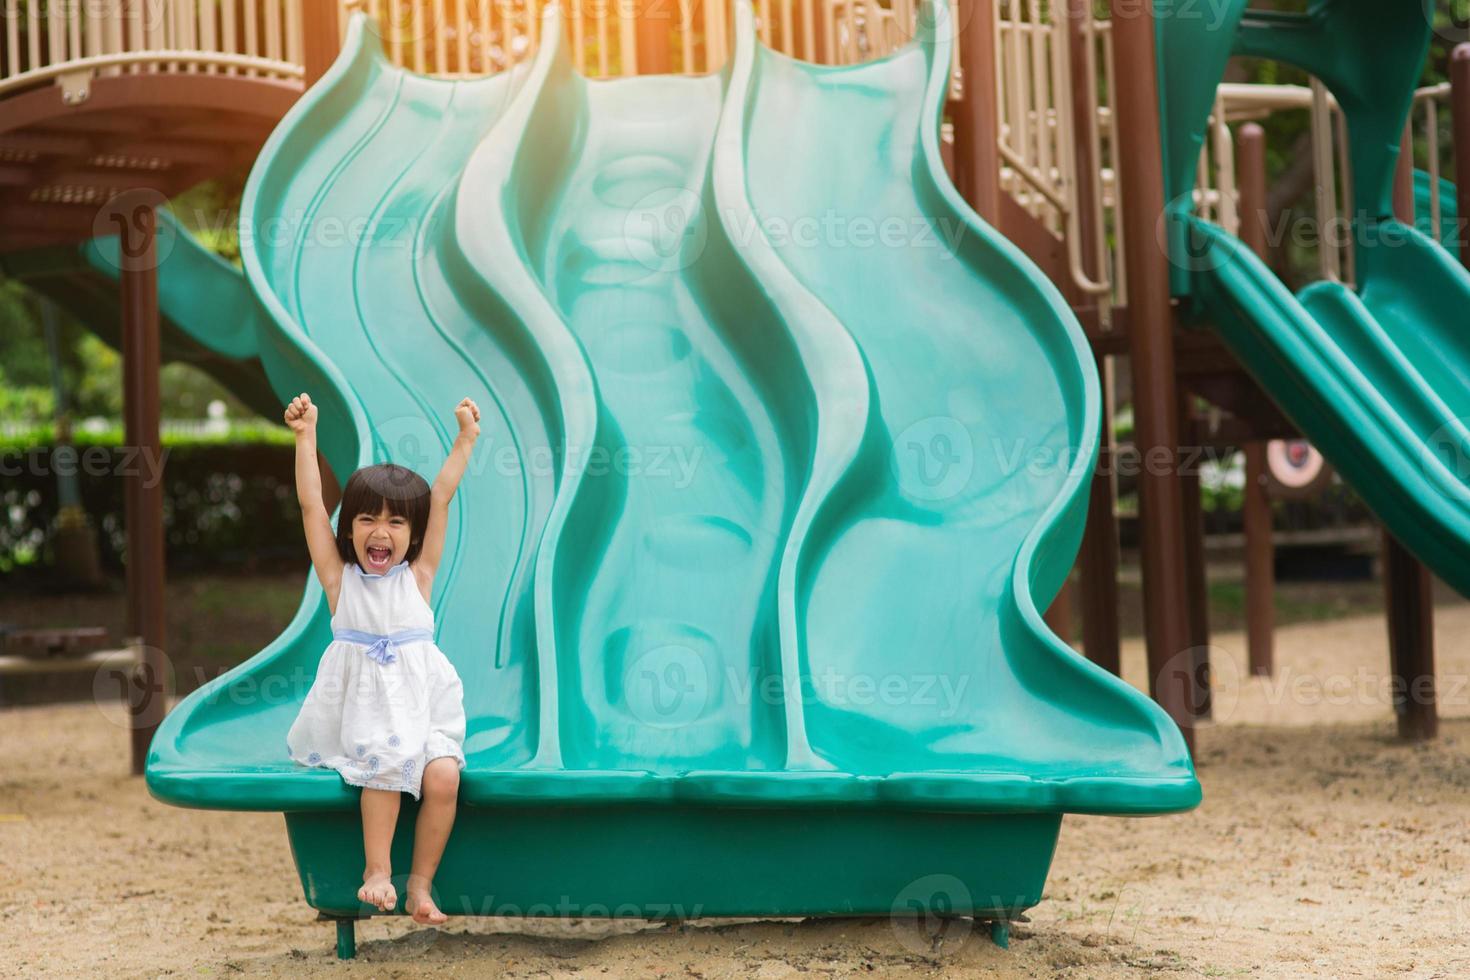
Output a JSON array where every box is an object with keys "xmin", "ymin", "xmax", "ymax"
[
  {"xmin": 1159, "ymin": 1, "xmax": 1470, "ymax": 594},
  {"xmin": 1188, "ymin": 213, "xmax": 1470, "ymax": 595},
  {"xmin": 1157, "ymin": 0, "xmax": 1432, "ymax": 296},
  {"xmin": 285, "ymin": 805, "xmax": 1063, "ymax": 917},
  {"xmin": 143, "ymin": 0, "xmax": 1197, "ymax": 916}
]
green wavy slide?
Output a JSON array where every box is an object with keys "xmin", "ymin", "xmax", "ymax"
[
  {"xmin": 134, "ymin": 0, "xmax": 1197, "ymax": 919},
  {"xmin": 1159, "ymin": 0, "xmax": 1470, "ymax": 597}
]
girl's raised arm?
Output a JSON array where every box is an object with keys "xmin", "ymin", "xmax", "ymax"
[
  {"xmin": 414, "ymin": 397, "xmax": 481, "ymax": 600},
  {"xmin": 284, "ymin": 393, "xmax": 345, "ymax": 611}
]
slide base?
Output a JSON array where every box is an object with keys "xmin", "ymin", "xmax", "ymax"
[{"xmin": 284, "ymin": 805, "xmax": 1061, "ymax": 918}]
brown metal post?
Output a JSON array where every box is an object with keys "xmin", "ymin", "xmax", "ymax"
[
  {"xmin": 1393, "ymin": 126, "xmax": 1415, "ymax": 222},
  {"xmin": 1238, "ymin": 123, "xmax": 1270, "ymax": 259},
  {"xmin": 1080, "ymin": 368, "xmax": 1121, "ymax": 674},
  {"xmin": 808, "ymin": 2, "xmax": 828, "ymax": 63},
  {"xmin": 1238, "ymin": 122, "xmax": 1275, "ymax": 677},
  {"xmin": 1044, "ymin": 580, "xmax": 1074, "ymax": 645},
  {"xmin": 1066, "ymin": 0, "xmax": 1122, "ymax": 674},
  {"xmin": 1242, "ymin": 442, "xmax": 1274, "ymax": 676},
  {"xmin": 1108, "ymin": 0, "xmax": 1196, "ymax": 749},
  {"xmin": 318, "ymin": 450, "xmax": 343, "ymax": 513},
  {"xmin": 1453, "ymin": 44, "xmax": 1470, "ymax": 264},
  {"xmin": 1379, "ymin": 126, "xmax": 1437, "ymax": 741},
  {"xmin": 117, "ymin": 197, "xmax": 167, "ymax": 775},
  {"xmin": 1066, "ymin": 0, "xmax": 1102, "ymax": 258},
  {"xmin": 1383, "ymin": 532, "xmax": 1437, "ymax": 740},
  {"xmin": 635, "ymin": 0, "xmax": 673, "ymax": 74},
  {"xmin": 302, "ymin": 0, "xmax": 342, "ymax": 88},
  {"xmin": 951, "ymin": 0, "xmax": 1001, "ymax": 223},
  {"xmin": 1178, "ymin": 397, "xmax": 1211, "ymax": 717}
]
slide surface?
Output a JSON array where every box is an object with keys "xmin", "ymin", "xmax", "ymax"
[
  {"xmin": 142, "ymin": 1, "xmax": 1198, "ymax": 818},
  {"xmin": 1188, "ymin": 212, "xmax": 1470, "ymax": 594},
  {"xmin": 1155, "ymin": 0, "xmax": 1470, "ymax": 593}
]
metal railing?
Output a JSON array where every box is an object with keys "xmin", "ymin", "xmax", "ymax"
[
  {"xmin": 337, "ymin": 0, "xmax": 954, "ymax": 76},
  {"xmin": 12, "ymin": 0, "xmax": 1454, "ymax": 310},
  {"xmin": 1191, "ymin": 79, "xmax": 1454, "ymax": 288},
  {"xmin": 1, "ymin": 0, "xmax": 305, "ymax": 98},
  {"xmin": 995, "ymin": 1, "xmax": 1116, "ymax": 301},
  {"xmin": 1411, "ymin": 79, "xmax": 1452, "ymax": 239}
]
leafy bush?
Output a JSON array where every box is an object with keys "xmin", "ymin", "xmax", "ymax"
[{"xmin": 0, "ymin": 437, "xmax": 302, "ymax": 576}]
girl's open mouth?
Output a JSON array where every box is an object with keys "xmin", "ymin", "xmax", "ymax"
[{"xmin": 365, "ymin": 545, "xmax": 393, "ymax": 570}]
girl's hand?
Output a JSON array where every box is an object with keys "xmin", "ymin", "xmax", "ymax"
[
  {"xmin": 454, "ymin": 397, "xmax": 481, "ymax": 439},
  {"xmin": 284, "ymin": 393, "xmax": 318, "ymax": 435}
]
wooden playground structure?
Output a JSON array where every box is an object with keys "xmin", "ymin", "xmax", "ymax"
[{"xmin": 2, "ymin": 0, "xmax": 1464, "ymax": 767}]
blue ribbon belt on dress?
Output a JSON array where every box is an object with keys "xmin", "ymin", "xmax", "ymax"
[{"xmin": 332, "ymin": 627, "xmax": 433, "ymax": 666}]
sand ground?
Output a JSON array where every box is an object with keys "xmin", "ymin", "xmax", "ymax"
[{"xmin": 4, "ymin": 607, "xmax": 1470, "ymax": 978}]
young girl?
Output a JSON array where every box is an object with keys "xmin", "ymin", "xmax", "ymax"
[{"xmin": 282, "ymin": 391, "xmax": 480, "ymax": 925}]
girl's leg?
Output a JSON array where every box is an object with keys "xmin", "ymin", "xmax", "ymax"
[
  {"xmin": 358, "ymin": 787, "xmax": 401, "ymax": 911},
  {"xmin": 405, "ymin": 757, "xmax": 460, "ymax": 924}
]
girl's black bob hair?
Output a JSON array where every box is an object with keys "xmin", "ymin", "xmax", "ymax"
[{"xmin": 335, "ymin": 463, "xmax": 432, "ymax": 568}]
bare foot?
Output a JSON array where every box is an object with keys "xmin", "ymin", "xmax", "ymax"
[
  {"xmin": 358, "ymin": 870, "xmax": 396, "ymax": 912},
  {"xmin": 405, "ymin": 889, "xmax": 448, "ymax": 925}
]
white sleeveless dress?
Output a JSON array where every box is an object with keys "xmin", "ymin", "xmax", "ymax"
[{"xmin": 286, "ymin": 560, "xmax": 466, "ymax": 800}]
